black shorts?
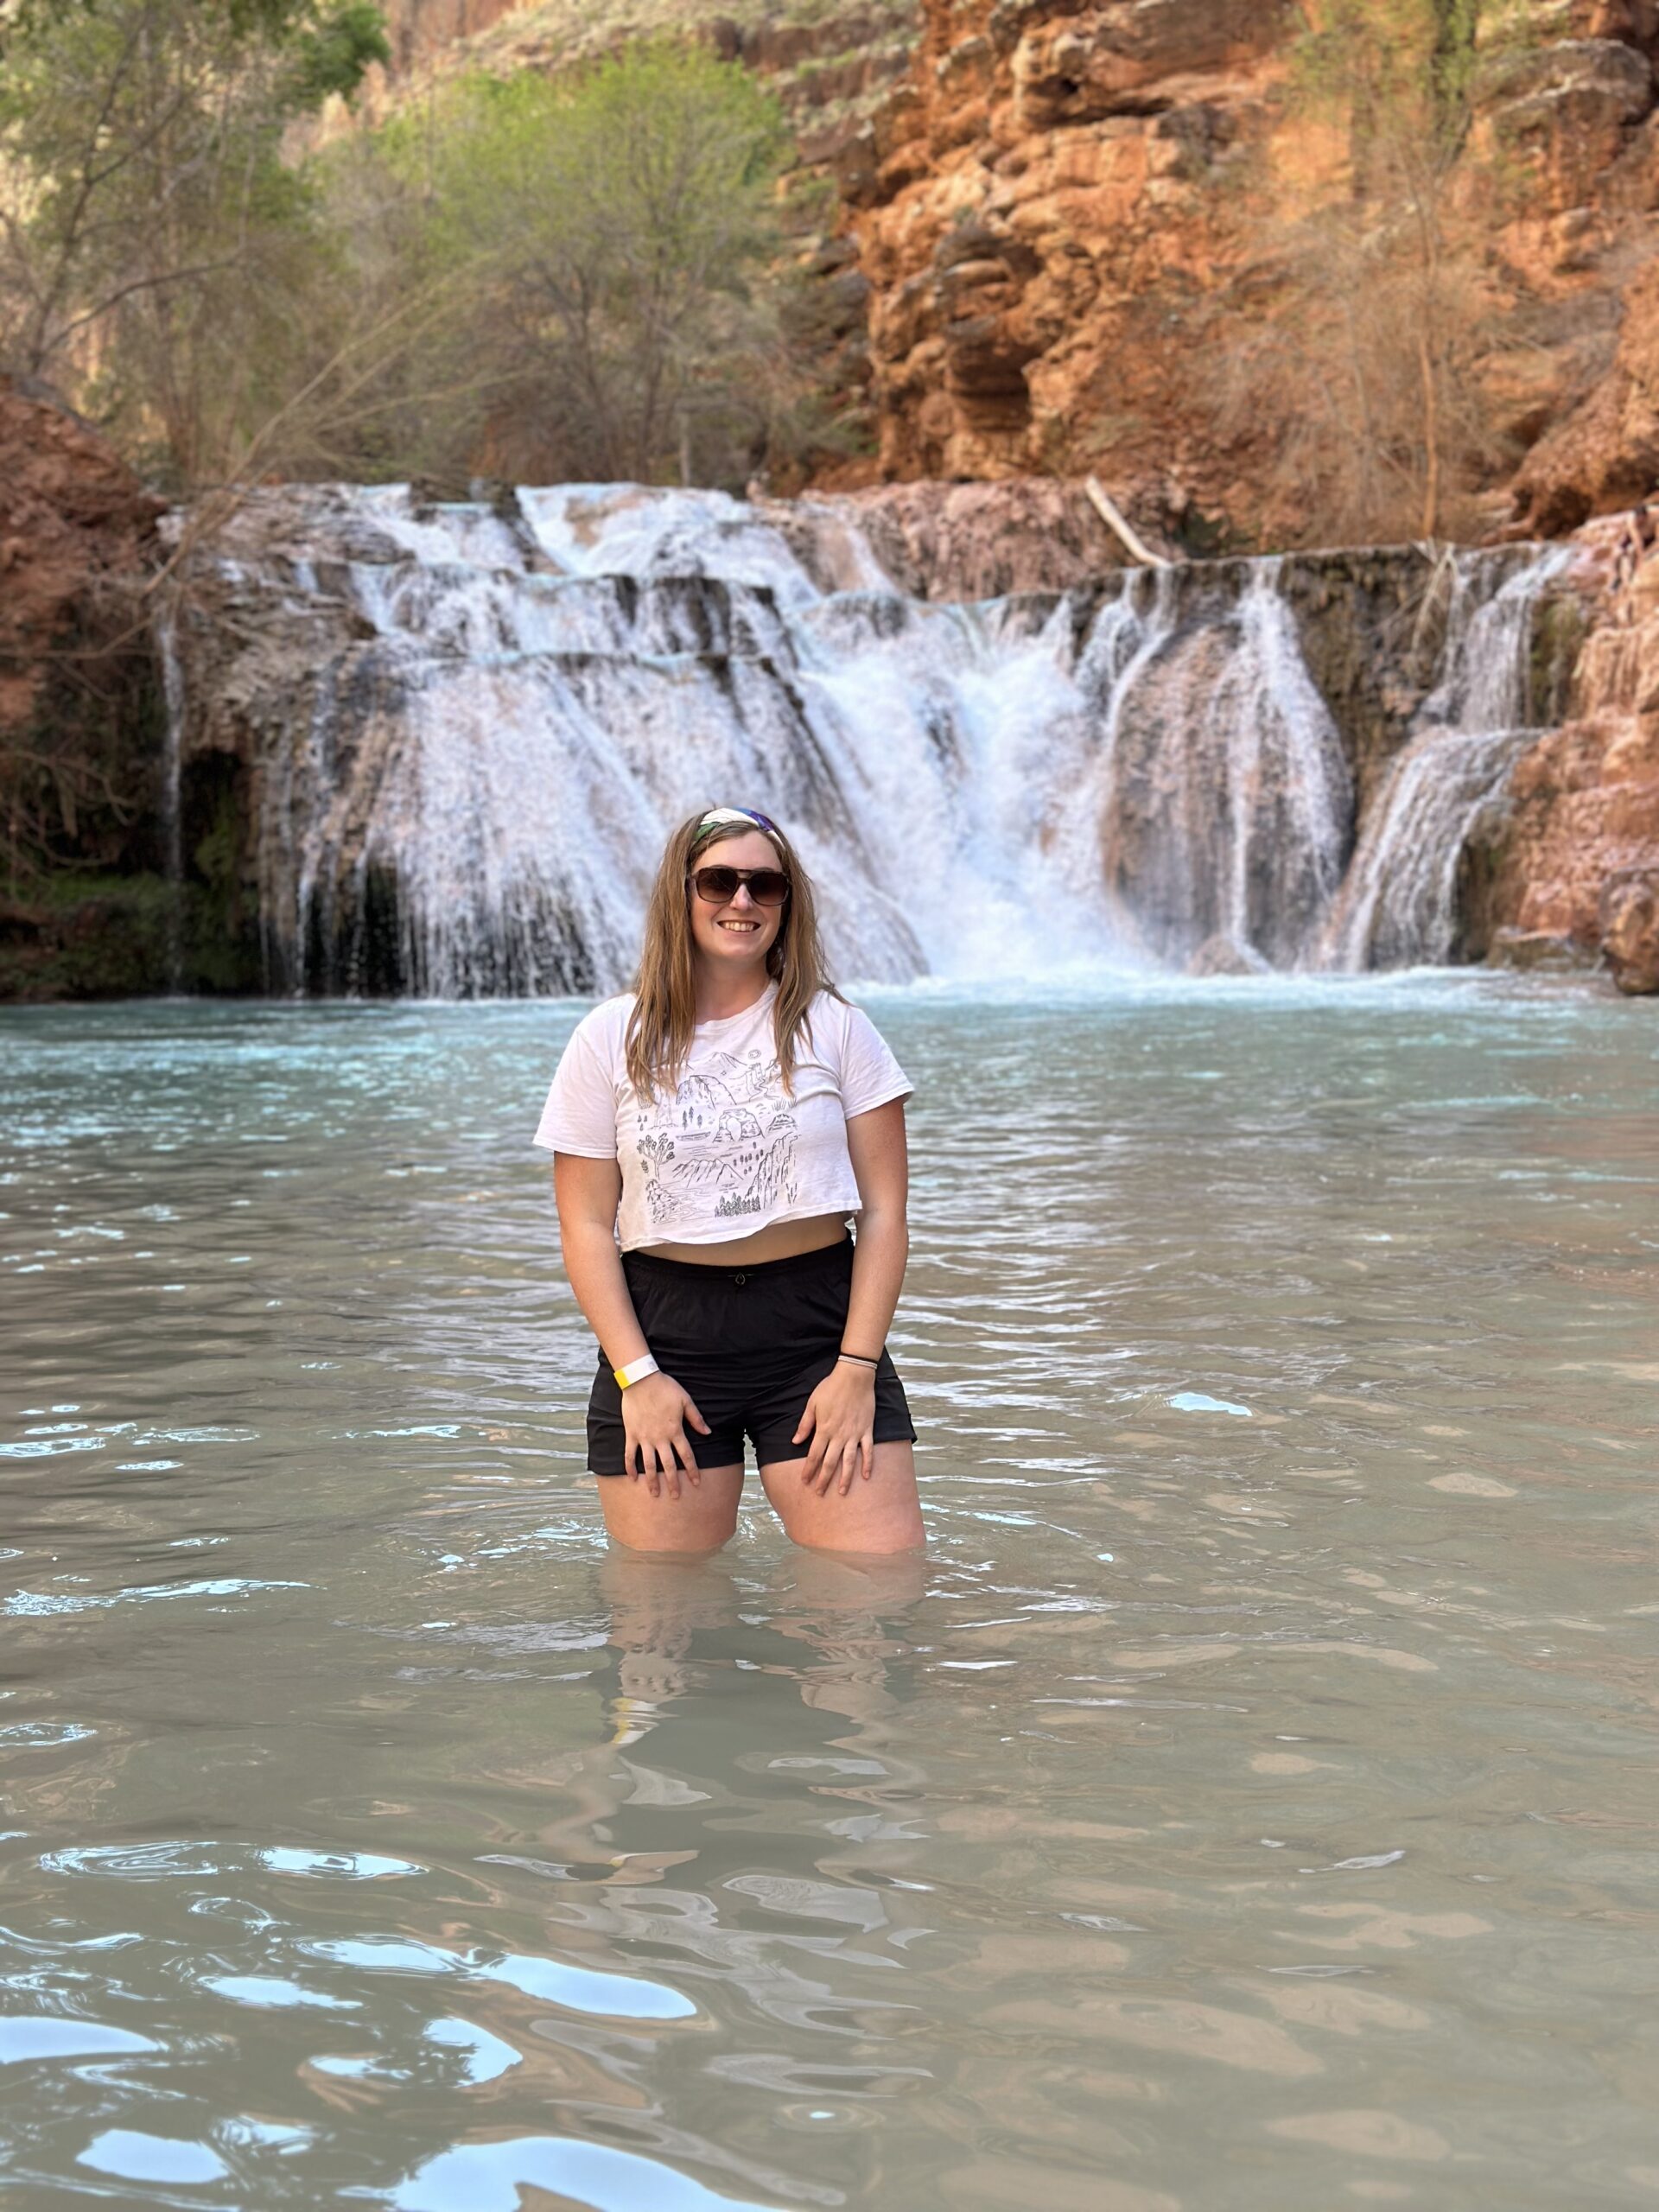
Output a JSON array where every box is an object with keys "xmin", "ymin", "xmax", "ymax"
[{"xmin": 588, "ymin": 1237, "xmax": 917, "ymax": 1477}]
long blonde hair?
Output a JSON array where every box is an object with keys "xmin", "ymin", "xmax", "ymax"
[{"xmin": 625, "ymin": 810, "xmax": 838, "ymax": 1098}]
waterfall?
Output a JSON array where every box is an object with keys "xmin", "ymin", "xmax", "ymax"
[
  {"xmin": 1318, "ymin": 548, "xmax": 1568, "ymax": 972},
  {"xmin": 154, "ymin": 597, "xmax": 188, "ymax": 993},
  {"xmin": 162, "ymin": 485, "xmax": 1571, "ymax": 995},
  {"xmin": 1090, "ymin": 561, "xmax": 1352, "ymax": 969}
]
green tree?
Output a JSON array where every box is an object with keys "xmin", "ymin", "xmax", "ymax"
[
  {"xmin": 0, "ymin": 0, "xmax": 388, "ymax": 482},
  {"xmin": 411, "ymin": 43, "xmax": 795, "ymax": 486}
]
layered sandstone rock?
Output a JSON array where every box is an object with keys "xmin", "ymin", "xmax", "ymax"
[
  {"xmin": 824, "ymin": 0, "xmax": 1659, "ymax": 543},
  {"xmin": 834, "ymin": 0, "xmax": 1295, "ymax": 499}
]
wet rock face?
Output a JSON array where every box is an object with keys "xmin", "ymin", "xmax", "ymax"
[
  {"xmin": 1185, "ymin": 933, "xmax": 1271, "ymax": 977},
  {"xmin": 1474, "ymin": 516, "xmax": 1659, "ymax": 977},
  {"xmin": 1098, "ymin": 611, "xmax": 1350, "ymax": 970}
]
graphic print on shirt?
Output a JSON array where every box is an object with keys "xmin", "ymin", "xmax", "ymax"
[{"xmin": 635, "ymin": 1045, "xmax": 798, "ymax": 1227}]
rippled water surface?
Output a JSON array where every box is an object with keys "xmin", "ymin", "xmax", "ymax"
[{"xmin": 3, "ymin": 982, "xmax": 1659, "ymax": 2210}]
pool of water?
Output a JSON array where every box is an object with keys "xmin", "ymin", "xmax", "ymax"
[{"xmin": 3, "ymin": 978, "xmax": 1658, "ymax": 2210}]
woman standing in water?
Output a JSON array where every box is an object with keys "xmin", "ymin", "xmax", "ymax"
[{"xmin": 537, "ymin": 806, "xmax": 924, "ymax": 1555}]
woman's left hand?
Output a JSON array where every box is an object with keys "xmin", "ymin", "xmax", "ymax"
[{"xmin": 793, "ymin": 1362, "xmax": 877, "ymax": 1497}]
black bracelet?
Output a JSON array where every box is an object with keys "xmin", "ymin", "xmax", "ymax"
[{"xmin": 836, "ymin": 1351, "xmax": 880, "ymax": 1368}]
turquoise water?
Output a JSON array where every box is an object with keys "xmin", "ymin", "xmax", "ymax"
[{"xmin": 3, "ymin": 978, "xmax": 1658, "ymax": 2209}]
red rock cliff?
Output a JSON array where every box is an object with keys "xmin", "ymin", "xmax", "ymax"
[
  {"xmin": 0, "ymin": 380, "xmax": 162, "ymax": 756},
  {"xmin": 827, "ymin": 0, "xmax": 1659, "ymax": 547}
]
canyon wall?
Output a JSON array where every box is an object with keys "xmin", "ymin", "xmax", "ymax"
[
  {"xmin": 833, "ymin": 0, "xmax": 1659, "ymax": 545},
  {"xmin": 340, "ymin": 1, "xmax": 1659, "ymax": 551}
]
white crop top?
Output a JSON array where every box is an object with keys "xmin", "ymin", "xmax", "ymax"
[{"xmin": 533, "ymin": 983, "xmax": 911, "ymax": 1252}]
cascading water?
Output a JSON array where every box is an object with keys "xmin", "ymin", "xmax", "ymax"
[
  {"xmin": 154, "ymin": 598, "xmax": 188, "ymax": 993},
  {"xmin": 158, "ymin": 484, "xmax": 1573, "ymax": 994},
  {"xmin": 1090, "ymin": 561, "xmax": 1353, "ymax": 970},
  {"xmin": 1317, "ymin": 546, "xmax": 1569, "ymax": 971}
]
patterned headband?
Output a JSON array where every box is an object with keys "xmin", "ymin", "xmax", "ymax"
[{"xmin": 698, "ymin": 806, "xmax": 780, "ymax": 837}]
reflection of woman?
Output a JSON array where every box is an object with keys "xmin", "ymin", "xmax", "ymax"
[{"xmin": 537, "ymin": 807, "xmax": 925, "ymax": 1555}]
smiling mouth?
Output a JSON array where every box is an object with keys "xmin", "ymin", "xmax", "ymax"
[{"xmin": 716, "ymin": 919, "xmax": 761, "ymax": 932}]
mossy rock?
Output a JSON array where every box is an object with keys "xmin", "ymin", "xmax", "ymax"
[
  {"xmin": 1529, "ymin": 590, "xmax": 1586, "ymax": 724},
  {"xmin": 0, "ymin": 865, "xmax": 263, "ymax": 1001}
]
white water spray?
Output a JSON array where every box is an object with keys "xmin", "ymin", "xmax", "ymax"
[{"xmin": 154, "ymin": 597, "xmax": 188, "ymax": 993}]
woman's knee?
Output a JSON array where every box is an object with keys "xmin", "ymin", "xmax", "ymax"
[
  {"xmin": 760, "ymin": 1444, "xmax": 925, "ymax": 1555},
  {"xmin": 597, "ymin": 1465, "xmax": 743, "ymax": 1553}
]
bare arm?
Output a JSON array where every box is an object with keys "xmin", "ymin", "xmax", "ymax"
[
  {"xmin": 551, "ymin": 1153, "xmax": 709, "ymax": 1496},
  {"xmin": 842, "ymin": 1097, "xmax": 910, "ymax": 1358},
  {"xmin": 792, "ymin": 1096, "xmax": 911, "ymax": 1496},
  {"xmin": 552, "ymin": 1153, "xmax": 648, "ymax": 1370}
]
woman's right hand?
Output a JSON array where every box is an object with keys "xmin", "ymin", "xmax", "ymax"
[{"xmin": 620, "ymin": 1371, "xmax": 711, "ymax": 1498}]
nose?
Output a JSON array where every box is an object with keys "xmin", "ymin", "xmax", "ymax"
[{"xmin": 726, "ymin": 885, "xmax": 757, "ymax": 912}]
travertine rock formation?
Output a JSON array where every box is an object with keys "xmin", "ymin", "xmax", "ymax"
[{"xmin": 1477, "ymin": 515, "xmax": 1659, "ymax": 987}]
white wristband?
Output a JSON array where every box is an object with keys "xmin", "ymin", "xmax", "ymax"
[{"xmin": 613, "ymin": 1353, "xmax": 659, "ymax": 1390}]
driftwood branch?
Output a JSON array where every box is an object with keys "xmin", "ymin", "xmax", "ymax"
[{"xmin": 1084, "ymin": 474, "xmax": 1171, "ymax": 569}]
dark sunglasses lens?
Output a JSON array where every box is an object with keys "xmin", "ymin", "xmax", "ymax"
[{"xmin": 692, "ymin": 867, "xmax": 790, "ymax": 906}]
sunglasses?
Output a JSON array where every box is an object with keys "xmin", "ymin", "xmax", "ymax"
[{"xmin": 690, "ymin": 865, "xmax": 791, "ymax": 908}]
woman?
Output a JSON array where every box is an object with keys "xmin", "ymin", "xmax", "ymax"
[{"xmin": 537, "ymin": 806, "xmax": 925, "ymax": 1555}]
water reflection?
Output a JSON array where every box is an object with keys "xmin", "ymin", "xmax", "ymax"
[{"xmin": 3, "ymin": 984, "xmax": 1659, "ymax": 2208}]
